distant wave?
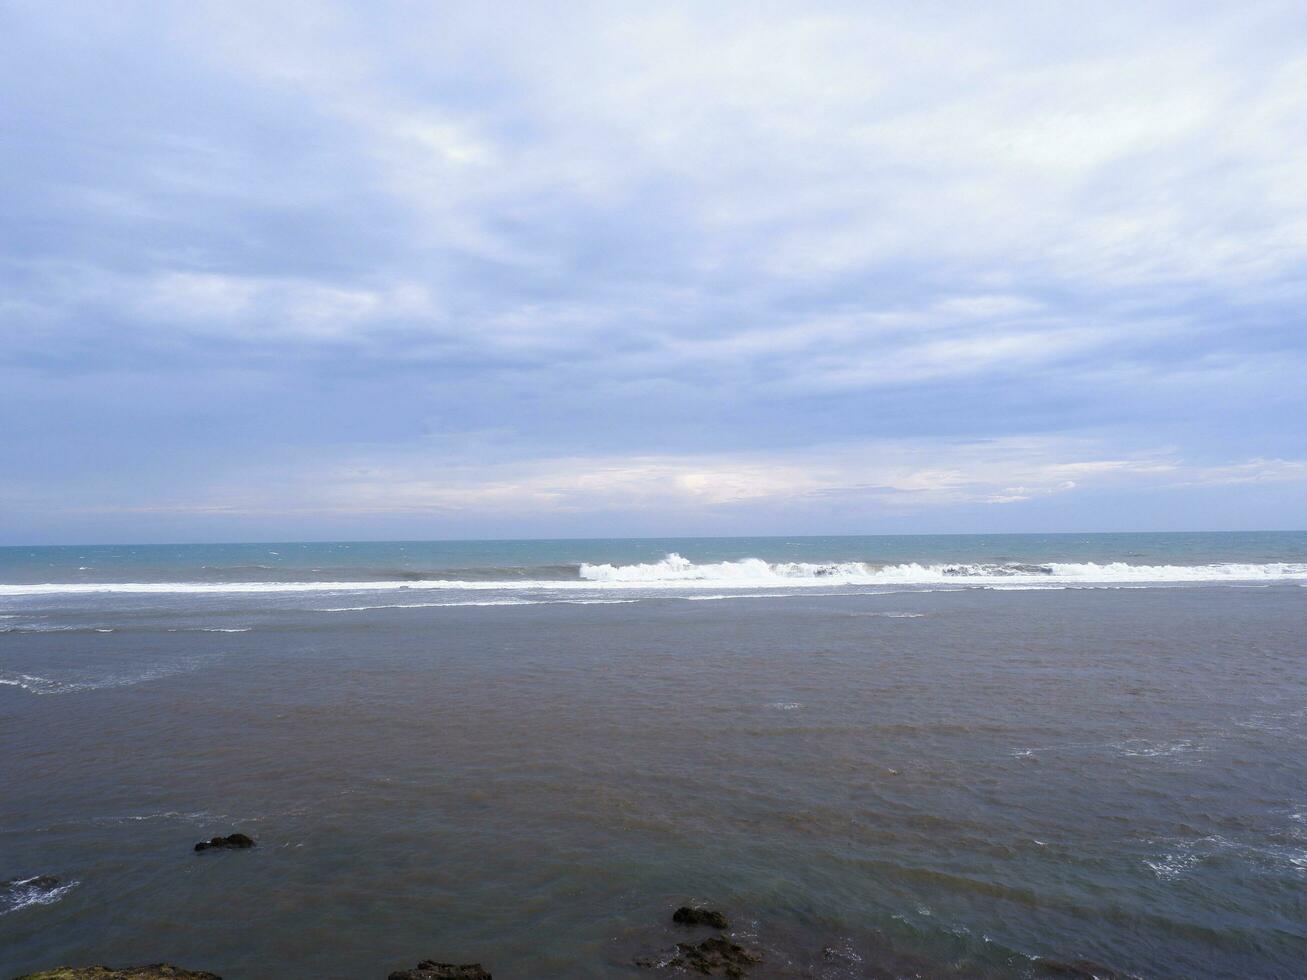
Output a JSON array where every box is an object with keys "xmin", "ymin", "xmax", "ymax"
[
  {"xmin": 1, "ymin": 554, "xmax": 1304, "ymax": 595},
  {"xmin": 0, "ymin": 624, "xmax": 122, "ymax": 634},
  {"xmin": 0, "ymin": 659, "xmax": 208, "ymax": 695},
  {"xmin": 0, "ymin": 624, "xmax": 250, "ymax": 634},
  {"xmin": 317, "ymin": 598, "xmax": 641, "ymax": 611}
]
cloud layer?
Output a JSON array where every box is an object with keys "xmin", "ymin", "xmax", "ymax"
[{"xmin": 2, "ymin": 1, "xmax": 1306, "ymax": 542}]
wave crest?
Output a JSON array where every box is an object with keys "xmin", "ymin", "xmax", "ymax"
[
  {"xmin": 580, "ymin": 555, "xmax": 1307, "ymax": 586},
  {"xmin": 579, "ymin": 553, "xmax": 866, "ymax": 582},
  {"xmin": 1, "ymin": 555, "xmax": 1304, "ymax": 594}
]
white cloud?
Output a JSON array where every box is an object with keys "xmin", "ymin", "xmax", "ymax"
[
  {"xmin": 135, "ymin": 272, "xmax": 437, "ymax": 339},
  {"xmin": 69, "ymin": 438, "xmax": 1307, "ymax": 520},
  {"xmin": 1173, "ymin": 458, "xmax": 1307, "ymax": 487},
  {"xmin": 149, "ymin": 1, "xmax": 1307, "ymax": 298}
]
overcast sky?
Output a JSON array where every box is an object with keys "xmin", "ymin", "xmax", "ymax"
[{"xmin": 3, "ymin": 1, "xmax": 1306, "ymax": 544}]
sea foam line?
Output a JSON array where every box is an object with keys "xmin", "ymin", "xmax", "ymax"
[
  {"xmin": 1, "ymin": 555, "xmax": 1304, "ymax": 595},
  {"xmin": 317, "ymin": 598, "xmax": 642, "ymax": 611}
]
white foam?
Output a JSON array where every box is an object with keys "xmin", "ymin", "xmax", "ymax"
[
  {"xmin": 319, "ymin": 600, "xmax": 531, "ymax": 611},
  {"xmin": 1145, "ymin": 835, "xmax": 1307, "ymax": 881},
  {"xmin": 0, "ymin": 624, "xmax": 83, "ymax": 632},
  {"xmin": 853, "ymin": 611, "xmax": 927, "ymax": 618},
  {"xmin": 558, "ymin": 598, "xmax": 642, "ymax": 605},
  {"xmin": 0, "ymin": 877, "xmax": 78, "ymax": 916},
  {"xmin": 683, "ymin": 589, "xmax": 910, "ymax": 601},
  {"xmin": 164, "ymin": 627, "xmax": 252, "ymax": 633},
  {"xmin": 2, "ymin": 555, "xmax": 1303, "ymax": 595},
  {"xmin": 318, "ymin": 597, "xmax": 642, "ymax": 612},
  {"xmin": 0, "ymin": 661, "xmax": 207, "ymax": 695},
  {"xmin": 1116, "ymin": 738, "xmax": 1203, "ymax": 759},
  {"xmin": 584, "ymin": 554, "xmax": 1307, "ymax": 586},
  {"xmin": 0, "ymin": 674, "xmax": 59, "ymax": 694},
  {"xmin": 580, "ymin": 553, "xmax": 869, "ymax": 582},
  {"xmin": 684, "ymin": 592, "xmax": 817, "ymax": 601}
]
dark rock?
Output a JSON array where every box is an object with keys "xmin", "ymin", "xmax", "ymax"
[
  {"xmin": 11, "ymin": 966, "xmax": 221, "ymax": 979},
  {"xmin": 635, "ymin": 936, "xmax": 761, "ymax": 978},
  {"xmin": 193, "ymin": 833, "xmax": 255, "ymax": 852},
  {"xmin": 387, "ymin": 962, "xmax": 491, "ymax": 980},
  {"xmin": 672, "ymin": 936, "xmax": 761, "ymax": 978},
  {"xmin": 672, "ymin": 906, "xmax": 729, "ymax": 929}
]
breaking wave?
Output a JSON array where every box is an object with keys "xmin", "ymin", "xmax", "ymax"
[
  {"xmin": 1, "ymin": 555, "xmax": 1304, "ymax": 595},
  {"xmin": 580, "ymin": 554, "xmax": 1307, "ymax": 586},
  {"xmin": 580, "ymin": 553, "xmax": 870, "ymax": 582}
]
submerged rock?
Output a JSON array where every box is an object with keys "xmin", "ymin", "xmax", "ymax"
[
  {"xmin": 3, "ymin": 875, "xmax": 62, "ymax": 891},
  {"xmin": 193, "ymin": 833, "xmax": 254, "ymax": 852},
  {"xmin": 387, "ymin": 962, "xmax": 491, "ymax": 980},
  {"xmin": 1, "ymin": 875, "xmax": 74, "ymax": 914},
  {"xmin": 12, "ymin": 966, "xmax": 221, "ymax": 980},
  {"xmin": 672, "ymin": 906, "xmax": 729, "ymax": 929},
  {"xmin": 636, "ymin": 936, "xmax": 761, "ymax": 978},
  {"xmin": 673, "ymin": 937, "xmax": 761, "ymax": 978}
]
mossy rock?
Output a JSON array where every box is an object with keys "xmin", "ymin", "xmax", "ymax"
[{"xmin": 13, "ymin": 966, "xmax": 220, "ymax": 980}]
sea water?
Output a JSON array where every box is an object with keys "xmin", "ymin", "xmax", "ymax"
[{"xmin": 2, "ymin": 532, "xmax": 1306, "ymax": 977}]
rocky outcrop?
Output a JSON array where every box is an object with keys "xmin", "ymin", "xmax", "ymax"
[
  {"xmin": 193, "ymin": 833, "xmax": 254, "ymax": 852},
  {"xmin": 12, "ymin": 966, "xmax": 221, "ymax": 980},
  {"xmin": 387, "ymin": 963, "xmax": 491, "ymax": 980},
  {"xmin": 632, "ymin": 904, "xmax": 760, "ymax": 977},
  {"xmin": 672, "ymin": 906, "xmax": 729, "ymax": 929}
]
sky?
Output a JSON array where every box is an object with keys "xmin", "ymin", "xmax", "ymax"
[{"xmin": 2, "ymin": 1, "xmax": 1306, "ymax": 544}]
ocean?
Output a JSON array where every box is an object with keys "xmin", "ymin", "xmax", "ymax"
[{"xmin": 2, "ymin": 532, "xmax": 1306, "ymax": 978}]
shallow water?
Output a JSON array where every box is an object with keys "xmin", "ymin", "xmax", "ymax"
[{"xmin": 2, "ymin": 534, "xmax": 1306, "ymax": 978}]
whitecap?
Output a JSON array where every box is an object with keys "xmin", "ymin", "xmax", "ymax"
[
  {"xmin": 1117, "ymin": 739, "xmax": 1202, "ymax": 759},
  {"xmin": 1145, "ymin": 834, "xmax": 1307, "ymax": 881},
  {"xmin": 1145, "ymin": 849, "xmax": 1202, "ymax": 881}
]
